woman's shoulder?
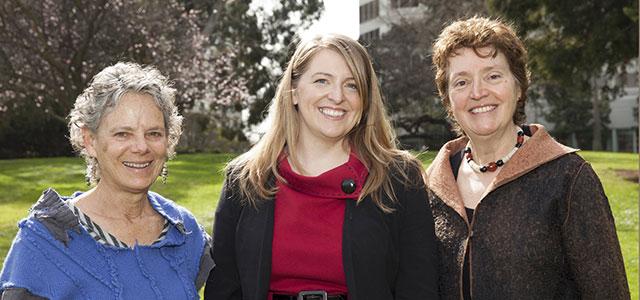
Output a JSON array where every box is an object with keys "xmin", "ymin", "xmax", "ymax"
[
  {"xmin": 147, "ymin": 191, "xmax": 201, "ymax": 227},
  {"xmin": 555, "ymin": 153, "xmax": 603, "ymax": 187},
  {"xmin": 377, "ymin": 153, "xmax": 430, "ymax": 214},
  {"xmin": 540, "ymin": 151, "xmax": 588, "ymax": 175},
  {"xmin": 388, "ymin": 152, "xmax": 425, "ymax": 181},
  {"xmin": 555, "ymin": 151, "xmax": 587, "ymax": 165},
  {"xmin": 20, "ymin": 188, "xmax": 82, "ymax": 246}
]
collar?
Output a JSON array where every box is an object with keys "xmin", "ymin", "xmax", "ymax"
[
  {"xmin": 278, "ymin": 152, "xmax": 369, "ymax": 199},
  {"xmin": 30, "ymin": 188, "xmax": 82, "ymax": 246},
  {"xmin": 69, "ymin": 190, "xmax": 188, "ymax": 236},
  {"xmin": 426, "ymin": 124, "xmax": 578, "ymax": 221},
  {"xmin": 28, "ymin": 189, "xmax": 188, "ymax": 247},
  {"xmin": 147, "ymin": 191, "xmax": 187, "ymax": 234}
]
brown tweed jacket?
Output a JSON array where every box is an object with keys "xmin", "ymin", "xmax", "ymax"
[{"xmin": 426, "ymin": 125, "xmax": 630, "ymax": 300}]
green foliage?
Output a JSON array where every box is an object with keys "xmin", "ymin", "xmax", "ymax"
[
  {"xmin": 179, "ymin": 110, "xmax": 250, "ymax": 153},
  {"xmin": 536, "ymin": 83, "xmax": 595, "ymax": 147},
  {"xmin": 0, "ymin": 151, "xmax": 636, "ymax": 297},
  {"xmin": 0, "ymin": 0, "xmax": 216, "ymax": 158},
  {"xmin": 370, "ymin": 23, "xmax": 454, "ymax": 149},
  {"xmin": 0, "ymin": 0, "xmax": 322, "ymax": 158},
  {"xmin": 489, "ymin": 0, "xmax": 637, "ymax": 73},
  {"xmin": 367, "ymin": 0, "xmax": 487, "ymax": 149},
  {"xmin": 488, "ymin": 0, "xmax": 638, "ymax": 149},
  {"xmin": 0, "ymin": 0, "xmax": 206, "ymax": 114},
  {"xmin": 0, "ymin": 100, "xmax": 71, "ymax": 158},
  {"xmin": 203, "ymin": 0, "xmax": 323, "ymax": 126}
]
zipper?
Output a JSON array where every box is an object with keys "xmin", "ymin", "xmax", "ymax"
[
  {"xmin": 459, "ymin": 205, "xmax": 478, "ymax": 300},
  {"xmin": 459, "ymin": 238, "xmax": 469, "ymax": 300}
]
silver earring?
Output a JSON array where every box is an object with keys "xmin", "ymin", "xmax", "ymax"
[
  {"xmin": 161, "ymin": 163, "xmax": 168, "ymax": 184},
  {"xmin": 85, "ymin": 165, "xmax": 92, "ymax": 186},
  {"xmin": 85, "ymin": 159, "xmax": 96, "ymax": 186}
]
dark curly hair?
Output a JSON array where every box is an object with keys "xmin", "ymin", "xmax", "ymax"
[{"xmin": 432, "ymin": 16, "xmax": 530, "ymax": 135}]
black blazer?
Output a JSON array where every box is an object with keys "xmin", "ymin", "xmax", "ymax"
[{"xmin": 204, "ymin": 164, "xmax": 439, "ymax": 300}]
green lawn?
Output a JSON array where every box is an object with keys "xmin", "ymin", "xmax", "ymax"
[{"xmin": 0, "ymin": 151, "xmax": 637, "ymax": 298}]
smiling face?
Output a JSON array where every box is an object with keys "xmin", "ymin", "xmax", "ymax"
[
  {"xmin": 447, "ymin": 47, "xmax": 521, "ymax": 138},
  {"xmin": 293, "ymin": 49, "xmax": 363, "ymax": 146},
  {"xmin": 84, "ymin": 92, "xmax": 168, "ymax": 193}
]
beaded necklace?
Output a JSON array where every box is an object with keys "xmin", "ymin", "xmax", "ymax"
[{"xmin": 464, "ymin": 128, "xmax": 525, "ymax": 173}]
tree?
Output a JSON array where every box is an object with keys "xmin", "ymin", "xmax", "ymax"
[
  {"xmin": 177, "ymin": 45, "xmax": 251, "ymax": 153},
  {"xmin": 369, "ymin": 22, "xmax": 452, "ymax": 150},
  {"xmin": 201, "ymin": 0, "xmax": 323, "ymax": 126},
  {"xmin": 368, "ymin": 0, "xmax": 487, "ymax": 149},
  {"xmin": 488, "ymin": 0, "xmax": 638, "ymax": 150},
  {"xmin": 169, "ymin": 0, "xmax": 322, "ymax": 150},
  {"xmin": 0, "ymin": 0, "xmax": 247, "ymax": 158}
]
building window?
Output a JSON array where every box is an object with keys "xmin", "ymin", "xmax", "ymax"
[
  {"xmin": 624, "ymin": 70, "xmax": 638, "ymax": 87},
  {"xmin": 391, "ymin": 0, "xmax": 420, "ymax": 8},
  {"xmin": 616, "ymin": 128, "xmax": 638, "ymax": 152},
  {"xmin": 623, "ymin": 61, "xmax": 638, "ymax": 87},
  {"xmin": 359, "ymin": 0, "xmax": 379, "ymax": 23},
  {"xmin": 359, "ymin": 29, "xmax": 380, "ymax": 42}
]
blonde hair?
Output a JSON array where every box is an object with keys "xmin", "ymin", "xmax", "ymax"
[{"xmin": 227, "ymin": 33, "xmax": 422, "ymax": 212}]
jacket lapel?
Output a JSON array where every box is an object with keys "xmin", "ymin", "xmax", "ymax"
[
  {"xmin": 256, "ymin": 199, "xmax": 274, "ymax": 299},
  {"xmin": 237, "ymin": 195, "xmax": 275, "ymax": 300},
  {"xmin": 426, "ymin": 137, "xmax": 469, "ymax": 222},
  {"xmin": 342, "ymin": 200, "xmax": 358, "ymax": 299},
  {"xmin": 426, "ymin": 124, "xmax": 577, "ymax": 220},
  {"xmin": 483, "ymin": 125, "xmax": 578, "ymax": 196}
]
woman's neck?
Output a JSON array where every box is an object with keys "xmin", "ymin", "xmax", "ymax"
[
  {"xmin": 290, "ymin": 135, "xmax": 350, "ymax": 176},
  {"xmin": 74, "ymin": 182, "xmax": 152, "ymax": 222},
  {"xmin": 467, "ymin": 124, "xmax": 521, "ymax": 165}
]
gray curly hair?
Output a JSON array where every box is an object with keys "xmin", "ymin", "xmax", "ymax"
[{"xmin": 68, "ymin": 62, "xmax": 183, "ymax": 184}]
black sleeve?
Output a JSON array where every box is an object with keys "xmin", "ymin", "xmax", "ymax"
[
  {"xmin": 561, "ymin": 162, "xmax": 630, "ymax": 299},
  {"xmin": 1, "ymin": 287, "xmax": 49, "ymax": 300},
  {"xmin": 203, "ymin": 177, "xmax": 244, "ymax": 300},
  {"xmin": 195, "ymin": 233, "xmax": 214, "ymax": 290},
  {"xmin": 394, "ymin": 166, "xmax": 440, "ymax": 300}
]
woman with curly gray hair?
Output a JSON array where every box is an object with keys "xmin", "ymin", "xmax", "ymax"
[{"xmin": 0, "ymin": 62, "xmax": 213, "ymax": 299}]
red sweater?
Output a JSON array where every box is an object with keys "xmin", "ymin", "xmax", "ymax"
[{"xmin": 269, "ymin": 153, "xmax": 368, "ymax": 297}]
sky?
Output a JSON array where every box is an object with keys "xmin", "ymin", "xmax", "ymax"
[
  {"xmin": 245, "ymin": 1, "xmax": 360, "ymax": 141},
  {"xmin": 251, "ymin": 0, "xmax": 359, "ymax": 39},
  {"xmin": 302, "ymin": 0, "xmax": 359, "ymax": 39}
]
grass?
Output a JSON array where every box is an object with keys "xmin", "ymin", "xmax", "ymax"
[
  {"xmin": 0, "ymin": 151, "xmax": 637, "ymax": 297},
  {"xmin": 579, "ymin": 151, "xmax": 638, "ymax": 299}
]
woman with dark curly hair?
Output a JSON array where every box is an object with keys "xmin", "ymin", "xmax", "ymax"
[
  {"xmin": 427, "ymin": 16, "xmax": 629, "ymax": 299},
  {"xmin": 0, "ymin": 62, "xmax": 213, "ymax": 299}
]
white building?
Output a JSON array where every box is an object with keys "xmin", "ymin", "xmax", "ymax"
[
  {"xmin": 359, "ymin": 0, "xmax": 426, "ymax": 41},
  {"xmin": 607, "ymin": 86, "xmax": 638, "ymax": 152},
  {"xmin": 524, "ymin": 65, "xmax": 638, "ymax": 152}
]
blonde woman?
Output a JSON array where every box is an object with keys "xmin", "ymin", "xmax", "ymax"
[{"xmin": 204, "ymin": 34, "xmax": 439, "ymax": 300}]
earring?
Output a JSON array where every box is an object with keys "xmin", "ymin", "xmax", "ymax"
[
  {"xmin": 161, "ymin": 163, "xmax": 168, "ymax": 184},
  {"xmin": 85, "ymin": 159, "xmax": 96, "ymax": 186},
  {"xmin": 85, "ymin": 165, "xmax": 92, "ymax": 186}
]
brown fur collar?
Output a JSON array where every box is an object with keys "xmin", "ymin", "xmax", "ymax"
[{"xmin": 425, "ymin": 124, "xmax": 577, "ymax": 222}]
